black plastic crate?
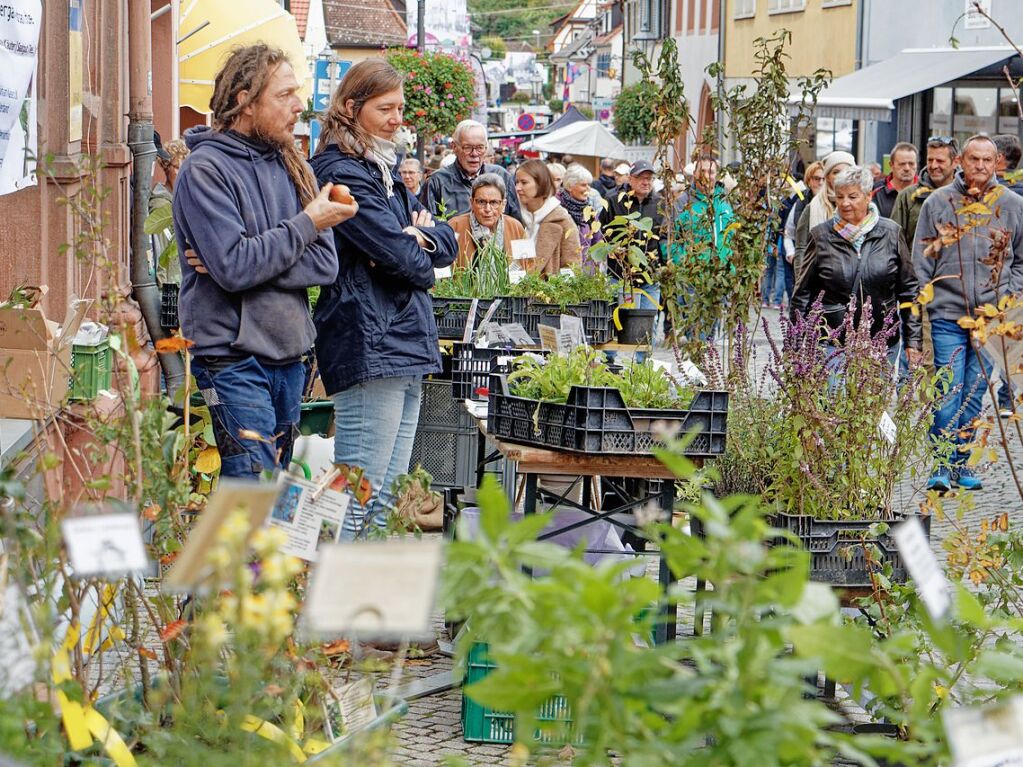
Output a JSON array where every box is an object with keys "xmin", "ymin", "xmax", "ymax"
[
  {"xmin": 767, "ymin": 512, "xmax": 931, "ymax": 588},
  {"xmin": 487, "ymin": 364, "xmax": 728, "ymax": 458},
  {"xmin": 411, "ymin": 380, "xmax": 476, "ymax": 489},
  {"xmin": 522, "ymin": 299, "xmax": 616, "ymax": 345},
  {"xmin": 160, "ymin": 283, "xmax": 179, "ymax": 330},
  {"xmin": 432, "ymin": 296, "xmax": 524, "ymax": 341},
  {"xmin": 451, "ymin": 344, "xmax": 547, "ymax": 402},
  {"xmin": 418, "ymin": 380, "xmax": 474, "ymax": 432}
]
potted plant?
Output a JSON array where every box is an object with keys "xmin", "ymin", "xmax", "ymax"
[
  {"xmin": 587, "ymin": 211, "xmax": 660, "ymax": 345},
  {"xmin": 711, "ymin": 301, "xmax": 942, "ymax": 587}
]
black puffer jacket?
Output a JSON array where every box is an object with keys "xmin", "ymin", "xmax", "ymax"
[{"xmin": 791, "ymin": 216, "xmax": 921, "ymax": 349}]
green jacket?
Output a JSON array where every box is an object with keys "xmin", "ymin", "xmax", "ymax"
[
  {"xmin": 668, "ymin": 185, "xmax": 735, "ymax": 264},
  {"xmin": 890, "ymin": 169, "xmax": 940, "ymax": 251}
]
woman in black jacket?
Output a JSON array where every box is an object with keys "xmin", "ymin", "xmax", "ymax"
[
  {"xmin": 790, "ymin": 165, "xmax": 921, "ymax": 369},
  {"xmin": 310, "ymin": 59, "xmax": 458, "ymax": 538}
]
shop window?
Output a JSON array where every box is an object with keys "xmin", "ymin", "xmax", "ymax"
[
  {"xmin": 815, "ymin": 117, "xmax": 853, "ymax": 159},
  {"xmin": 596, "ymin": 53, "xmax": 612, "ymax": 77},
  {"xmin": 734, "ymin": 0, "xmax": 755, "ymax": 19},
  {"xmin": 954, "ymin": 86, "xmax": 997, "ymax": 147}
]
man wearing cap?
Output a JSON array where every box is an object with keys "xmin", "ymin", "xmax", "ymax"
[
  {"xmin": 609, "ymin": 162, "xmax": 632, "ymax": 195},
  {"xmin": 599, "ymin": 160, "xmax": 666, "ymax": 305}
]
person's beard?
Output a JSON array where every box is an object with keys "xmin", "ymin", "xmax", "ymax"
[{"xmin": 252, "ymin": 111, "xmax": 293, "ymax": 149}]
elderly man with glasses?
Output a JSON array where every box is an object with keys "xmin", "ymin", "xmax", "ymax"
[{"xmin": 422, "ymin": 119, "xmax": 522, "ymax": 222}]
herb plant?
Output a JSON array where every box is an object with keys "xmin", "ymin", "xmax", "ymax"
[
  {"xmin": 433, "ymin": 237, "xmax": 511, "ymax": 298},
  {"xmin": 506, "ymin": 347, "xmax": 694, "ymax": 409},
  {"xmin": 507, "ymin": 266, "xmax": 617, "ymax": 307}
]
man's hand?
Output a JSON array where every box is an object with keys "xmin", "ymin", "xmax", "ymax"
[
  {"xmin": 185, "ymin": 249, "xmax": 207, "ymax": 274},
  {"xmin": 305, "ymin": 184, "xmax": 358, "ymax": 230},
  {"xmin": 410, "ymin": 209, "xmax": 435, "ymax": 228},
  {"xmin": 906, "ymin": 348, "xmax": 923, "ymax": 369}
]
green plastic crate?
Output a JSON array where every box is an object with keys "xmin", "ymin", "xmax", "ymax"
[
  {"xmin": 299, "ymin": 399, "xmax": 335, "ymax": 437},
  {"xmin": 461, "ymin": 642, "xmax": 576, "ymax": 744},
  {"xmin": 69, "ymin": 340, "xmax": 112, "ymax": 401}
]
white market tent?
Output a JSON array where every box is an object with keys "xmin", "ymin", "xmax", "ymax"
[{"xmin": 520, "ymin": 120, "xmax": 626, "ymax": 160}]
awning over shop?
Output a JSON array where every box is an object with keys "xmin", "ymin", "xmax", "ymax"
[{"xmin": 793, "ymin": 47, "xmax": 1016, "ymax": 123}]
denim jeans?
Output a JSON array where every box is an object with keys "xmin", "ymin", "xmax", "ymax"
[
  {"xmin": 192, "ymin": 356, "xmax": 305, "ymax": 478},
  {"xmin": 618, "ymin": 283, "xmax": 661, "ymax": 310},
  {"xmin": 825, "ymin": 342, "xmax": 901, "ymax": 392},
  {"xmin": 332, "ymin": 376, "xmax": 422, "ymax": 539},
  {"xmin": 930, "ymin": 318, "xmax": 991, "ymax": 466}
]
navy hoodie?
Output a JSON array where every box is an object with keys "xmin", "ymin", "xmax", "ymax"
[{"xmin": 172, "ymin": 127, "xmax": 338, "ymax": 363}]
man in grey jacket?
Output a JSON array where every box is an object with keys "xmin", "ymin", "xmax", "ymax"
[
  {"xmin": 421, "ymin": 120, "xmax": 521, "ymax": 221},
  {"xmin": 913, "ymin": 134, "xmax": 1023, "ymax": 492}
]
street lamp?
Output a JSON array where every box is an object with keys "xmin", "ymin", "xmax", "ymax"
[{"xmin": 532, "ymin": 29, "xmax": 540, "ymax": 53}]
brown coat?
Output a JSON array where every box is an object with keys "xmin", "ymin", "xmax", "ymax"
[
  {"xmin": 529, "ymin": 204, "xmax": 581, "ymax": 275},
  {"xmin": 448, "ymin": 213, "xmax": 525, "ymax": 268}
]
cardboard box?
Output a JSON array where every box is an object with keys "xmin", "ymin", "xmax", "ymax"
[{"xmin": 0, "ymin": 299, "xmax": 89, "ymax": 420}]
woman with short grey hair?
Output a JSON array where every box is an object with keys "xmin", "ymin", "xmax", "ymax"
[
  {"xmin": 790, "ymin": 165, "xmax": 921, "ymax": 369},
  {"xmin": 558, "ymin": 164, "xmax": 602, "ymax": 270},
  {"xmin": 447, "ymin": 173, "xmax": 526, "ymax": 267}
]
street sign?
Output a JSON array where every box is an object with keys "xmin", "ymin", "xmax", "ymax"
[{"xmin": 517, "ymin": 113, "xmax": 536, "ymax": 131}]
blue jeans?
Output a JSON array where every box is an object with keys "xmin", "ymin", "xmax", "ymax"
[
  {"xmin": 193, "ymin": 356, "xmax": 305, "ymax": 478},
  {"xmin": 825, "ymin": 343, "xmax": 901, "ymax": 392},
  {"xmin": 619, "ymin": 283, "xmax": 661, "ymax": 310},
  {"xmin": 332, "ymin": 376, "xmax": 422, "ymax": 539},
  {"xmin": 930, "ymin": 318, "xmax": 991, "ymax": 466}
]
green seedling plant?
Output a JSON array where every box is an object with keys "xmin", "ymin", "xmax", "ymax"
[
  {"xmin": 433, "ymin": 236, "xmax": 512, "ymax": 299},
  {"xmin": 508, "ymin": 266, "xmax": 618, "ymax": 308}
]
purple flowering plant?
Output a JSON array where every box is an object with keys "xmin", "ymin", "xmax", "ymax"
[{"xmin": 708, "ymin": 299, "xmax": 945, "ymax": 521}]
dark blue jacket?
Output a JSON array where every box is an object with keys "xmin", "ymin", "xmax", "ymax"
[
  {"xmin": 173, "ymin": 127, "xmax": 338, "ymax": 362},
  {"xmin": 310, "ymin": 145, "xmax": 458, "ymax": 394}
]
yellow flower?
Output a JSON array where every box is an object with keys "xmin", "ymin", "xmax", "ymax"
[
  {"xmin": 251, "ymin": 526, "xmax": 287, "ymax": 557},
  {"xmin": 220, "ymin": 509, "xmax": 252, "ymax": 546},
  {"xmin": 199, "ymin": 614, "xmax": 229, "ymax": 649}
]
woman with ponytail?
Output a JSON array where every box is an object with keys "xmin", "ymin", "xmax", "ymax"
[{"xmin": 310, "ymin": 58, "xmax": 458, "ymax": 539}]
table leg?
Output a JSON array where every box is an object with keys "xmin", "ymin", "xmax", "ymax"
[
  {"xmin": 522, "ymin": 473, "xmax": 538, "ymax": 578},
  {"xmin": 656, "ymin": 481, "xmax": 676, "ymax": 644}
]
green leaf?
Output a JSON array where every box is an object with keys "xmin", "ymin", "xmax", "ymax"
[
  {"xmin": 144, "ymin": 203, "xmax": 174, "ymax": 235},
  {"xmin": 972, "ymin": 650, "xmax": 1023, "ymax": 684},
  {"xmin": 955, "ymin": 583, "xmax": 989, "ymax": 628},
  {"xmin": 786, "ymin": 622, "xmax": 877, "ymax": 680}
]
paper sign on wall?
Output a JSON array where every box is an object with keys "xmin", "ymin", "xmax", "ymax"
[
  {"xmin": 0, "ymin": 0, "xmax": 40, "ymax": 195},
  {"xmin": 268, "ymin": 476, "xmax": 349, "ymax": 563}
]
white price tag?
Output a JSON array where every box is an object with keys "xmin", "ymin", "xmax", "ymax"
[
  {"xmin": 510, "ymin": 239, "xmax": 536, "ymax": 261},
  {"xmin": 62, "ymin": 512, "xmax": 149, "ymax": 578},
  {"xmin": 559, "ymin": 268, "xmax": 574, "ymax": 277},
  {"xmin": 944, "ymin": 696, "xmax": 1023, "ymax": 767},
  {"xmin": 434, "ymin": 266, "xmax": 452, "ymax": 279},
  {"xmin": 893, "ymin": 516, "xmax": 950, "ymax": 619},
  {"xmin": 509, "ymin": 267, "xmax": 527, "ymax": 284},
  {"xmin": 879, "ymin": 411, "xmax": 897, "ymax": 445}
]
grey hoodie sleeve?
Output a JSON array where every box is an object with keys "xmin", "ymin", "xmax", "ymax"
[
  {"xmin": 1010, "ymin": 202, "xmax": 1023, "ymax": 295},
  {"xmin": 270, "ymin": 227, "xmax": 339, "ymax": 289},
  {"xmin": 911, "ymin": 196, "xmax": 937, "ymax": 294},
  {"xmin": 175, "ymin": 161, "xmax": 323, "ymax": 292}
]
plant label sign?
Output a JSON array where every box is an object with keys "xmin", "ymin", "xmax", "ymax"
[
  {"xmin": 323, "ymin": 677, "xmax": 378, "ymax": 742},
  {"xmin": 0, "ymin": 584, "xmax": 36, "ymax": 699},
  {"xmin": 878, "ymin": 411, "xmax": 897, "ymax": 445},
  {"xmin": 944, "ymin": 696, "xmax": 1023, "ymax": 767},
  {"xmin": 538, "ymin": 323, "xmax": 560, "ymax": 353},
  {"xmin": 893, "ymin": 516, "xmax": 950, "ymax": 620},
  {"xmin": 62, "ymin": 512, "xmax": 148, "ymax": 579},
  {"xmin": 434, "ymin": 266, "xmax": 452, "ymax": 279},
  {"xmin": 268, "ymin": 476, "xmax": 349, "ymax": 563},
  {"xmin": 560, "ymin": 315, "xmax": 586, "ymax": 349},
  {"xmin": 301, "ymin": 537, "xmax": 443, "ymax": 640},
  {"xmin": 510, "ymin": 239, "xmax": 535, "ymax": 261}
]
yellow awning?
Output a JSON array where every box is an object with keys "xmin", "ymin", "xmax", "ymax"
[{"xmin": 178, "ymin": 0, "xmax": 310, "ymax": 115}]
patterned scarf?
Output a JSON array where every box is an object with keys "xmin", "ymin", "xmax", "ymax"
[
  {"xmin": 469, "ymin": 211, "xmax": 505, "ymax": 252},
  {"xmin": 365, "ymin": 136, "xmax": 397, "ymax": 197},
  {"xmin": 833, "ymin": 202, "xmax": 880, "ymax": 253},
  {"xmin": 557, "ymin": 188, "xmax": 588, "ymax": 228}
]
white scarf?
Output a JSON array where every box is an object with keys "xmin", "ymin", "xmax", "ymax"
[
  {"xmin": 365, "ymin": 136, "xmax": 397, "ymax": 197},
  {"xmin": 521, "ymin": 196, "xmax": 561, "ymax": 243}
]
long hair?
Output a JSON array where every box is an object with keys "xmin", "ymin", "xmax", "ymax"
[
  {"xmin": 317, "ymin": 58, "xmax": 404, "ymax": 157},
  {"xmin": 209, "ymin": 44, "xmax": 318, "ymax": 205}
]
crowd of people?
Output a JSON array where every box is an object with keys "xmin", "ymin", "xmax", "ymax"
[{"xmin": 164, "ymin": 46, "xmax": 1021, "ymax": 533}]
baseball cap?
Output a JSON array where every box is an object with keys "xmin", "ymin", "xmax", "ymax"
[
  {"xmin": 630, "ymin": 160, "xmax": 655, "ymax": 176},
  {"xmin": 153, "ymin": 130, "xmax": 172, "ymax": 162},
  {"xmin": 614, "ymin": 162, "xmax": 631, "ymax": 175}
]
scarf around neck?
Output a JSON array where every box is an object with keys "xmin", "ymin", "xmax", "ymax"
[
  {"xmin": 469, "ymin": 211, "xmax": 505, "ymax": 252},
  {"xmin": 833, "ymin": 202, "xmax": 880, "ymax": 252},
  {"xmin": 365, "ymin": 136, "xmax": 398, "ymax": 197},
  {"xmin": 558, "ymin": 189, "xmax": 588, "ymax": 227},
  {"xmin": 521, "ymin": 196, "xmax": 561, "ymax": 243}
]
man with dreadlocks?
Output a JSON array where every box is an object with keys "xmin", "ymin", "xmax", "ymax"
[{"xmin": 173, "ymin": 44, "xmax": 357, "ymax": 478}]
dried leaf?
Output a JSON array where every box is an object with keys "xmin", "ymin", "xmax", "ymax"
[
  {"xmin": 138, "ymin": 647, "xmax": 158, "ymax": 660},
  {"xmin": 194, "ymin": 447, "xmax": 221, "ymax": 475},
  {"xmin": 159, "ymin": 619, "xmax": 188, "ymax": 642},
  {"xmin": 142, "ymin": 503, "xmax": 161, "ymax": 522},
  {"xmin": 957, "ymin": 202, "xmax": 991, "ymax": 216},
  {"xmin": 154, "ymin": 336, "xmax": 195, "ymax": 353},
  {"xmin": 322, "ymin": 639, "xmax": 351, "ymax": 656},
  {"xmin": 917, "ymin": 282, "xmax": 935, "ymax": 306}
]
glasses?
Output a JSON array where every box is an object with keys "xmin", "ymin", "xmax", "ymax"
[
  {"xmin": 472, "ymin": 199, "xmax": 504, "ymax": 208},
  {"xmin": 459, "ymin": 145, "xmax": 488, "ymax": 156},
  {"xmin": 928, "ymin": 136, "xmax": 960, "ymax": 151}
]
